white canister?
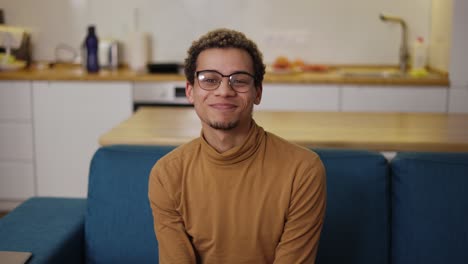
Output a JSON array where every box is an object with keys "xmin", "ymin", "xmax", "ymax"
[{"xmin": 127, "ymin": 32, "xmax": 149, "ymax": 72}]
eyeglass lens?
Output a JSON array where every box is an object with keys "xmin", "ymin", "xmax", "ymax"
[{"xmin": 197, "ymin": 71, "xmax": 254, "ymax": 92}]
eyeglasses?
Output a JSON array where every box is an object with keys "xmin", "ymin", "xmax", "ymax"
[{"xmin": 196, "ymin": 70, "xmax": 256, "ymax": 93}]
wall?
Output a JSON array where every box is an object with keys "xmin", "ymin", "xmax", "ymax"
[
  {"xmin": 429, "ymin": 0, "xmax": 452, "ymax": 72},
  {"xmin": 448, "ymin": 0, "xmax": 468, "ymax": 113},
  {"xmin": 1, "ymin": 0, "xmax": 433, "ymax": 65}
]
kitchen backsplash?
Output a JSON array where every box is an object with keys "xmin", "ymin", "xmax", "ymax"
[{"xmin": 0, "ymin": 0, "xmax": 448, "ymax": 67}]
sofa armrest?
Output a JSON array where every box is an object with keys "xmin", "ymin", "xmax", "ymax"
[{"xmin": 0, "ymin": 197, "xmax": 87, "ymax": 264}]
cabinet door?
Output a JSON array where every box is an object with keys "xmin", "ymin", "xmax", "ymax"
[
  {"xmin": 0, "ymin": 123, "xmax": 34, "ymax": 200},
  {"xmin": 0, "ymin": 123, "xmax": 34, "ymax": 161},
  {"xmin": 0, "ymin": 81, "xmax": 35, "ymax": 201},
  {"xmin": 33, "ymin": 81, "xmax": 132, "ymax": 197},
  {"xmin": 0, "ymin": 81, "xmax": 34, "ymax": 160},
  {"xmin": 448, "ymin": 86, "xmax": 468, "ymax": 113},
  {"xmin": 0, "ymin": 81, "xmax": 32, "ymax": 120},
  {"xmin": 256, "ymin": 84, "xmax": 340, "ymax": 111},
  {"xmin": 341, "ymin": 85, "xmax": 448, "ymax": 112},
  {"xmin": 0, "ymin": 162, "xmax": 35, "ymax": 200}
]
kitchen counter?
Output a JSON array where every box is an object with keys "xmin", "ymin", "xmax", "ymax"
[
  {"xmin": 0, "ymin": 64, "xmax": 449, "ymax": 86},
  {"xmin": 99, "ymin": 107, "xmax": 468, "ymax": 152}
]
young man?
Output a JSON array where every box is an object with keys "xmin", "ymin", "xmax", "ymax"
[{"xmin": 148, "ymin": 28, "xmax": 326, "ymax": 264}]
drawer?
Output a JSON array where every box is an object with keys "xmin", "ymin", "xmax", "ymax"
[
  {"xmin": 0, "ymin": 162, "xmax": 35, "ymax": 199},
  {"xmin": 0, "ymin": 81, "xmax": 32, "ymax": 120},
  {"xmin": 0, "ymin": 123, "xmax": 34, "ymax": 161},
  {"xmin": 341, "ymin": 86, "xmax": 448, "ymax": 112},
  {"xmin": 257, "ymin": 84, "xmax": 340, "ymax": 111}
]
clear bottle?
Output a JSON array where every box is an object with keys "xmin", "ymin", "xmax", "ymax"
[
  {"xmin": 83, "ymin": 25, "xmax": 100, "ymax": 73},
  {"xmin": 411, "ymin": 37, "xmax": 427, "ymax": 70}
]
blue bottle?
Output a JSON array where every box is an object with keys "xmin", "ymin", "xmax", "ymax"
[{"xmin": 84, "ymin": 25, "xmax": 100, "ymax": 73}]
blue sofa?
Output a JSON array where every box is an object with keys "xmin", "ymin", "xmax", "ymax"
[{"xmin": 0, "ymin": 145, "xmax": 467, "ymax": 264}]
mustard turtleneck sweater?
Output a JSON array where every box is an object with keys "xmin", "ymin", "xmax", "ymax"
[{"xmin": 148, "ymin": 122, "xmax": 326, "ymax": 264}]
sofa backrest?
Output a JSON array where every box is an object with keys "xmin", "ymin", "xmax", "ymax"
[
  {"xmin": 391, "ymin": 152, "xmax": 468, "ymax": 264},
  {"xmin": 85, "ymin": 146, "xmax": 390, "ymax": 264},
  {"xmin": 313, "ymin": 149, "xmax": 390, "ymax": 264},
  {"xmin": 85, "ymin": 145, "xmax": 175, "ymax": 264}
]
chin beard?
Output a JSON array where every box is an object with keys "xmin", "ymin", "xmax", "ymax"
[{"xmin": 209, "ymin": 121, "xmax": 239, "ymax": 130}]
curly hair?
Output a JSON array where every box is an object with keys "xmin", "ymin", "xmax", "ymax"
[{"xmin": 184, "ymin": 28, "xmax": 266, "ymax": 88}]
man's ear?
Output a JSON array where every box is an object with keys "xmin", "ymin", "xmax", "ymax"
[
  {"xmin": 186, "ymin": 81, "xmax": 195, "ymax": 103},
  {"xmin": 254, "ymin": 84, "xmax": 263, "ymax": 105}
]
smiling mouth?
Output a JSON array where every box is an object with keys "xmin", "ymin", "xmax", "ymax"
[{"xmin": 210, "ymin": 103, "xmax": 237, "ymax": 110}]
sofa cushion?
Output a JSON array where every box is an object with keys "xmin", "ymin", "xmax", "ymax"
[
  {"xmin": 313, "ymin": 149, "xmax": 390, "ymax": 264},
  {"xmin": 0, "ymin": 197, "xmax": 86, "ymax": 264},
  {"xmin": 85, "ymin": 145, "xmax": 175, "ymax": 264},
  {"xmin": 391, "ymin": 152, "xmax": 468, "ymax": 264}
]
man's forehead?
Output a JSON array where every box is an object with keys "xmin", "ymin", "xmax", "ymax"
[{"xmin": 196, "ymin": 48, "xmax": 254, "ymax": 72}]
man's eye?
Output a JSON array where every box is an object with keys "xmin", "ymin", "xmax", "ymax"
[
  {"xmin": 203, "ymin": 78, "xmax": 218, "ymax": 84},
  {"xmin": 232, "ymin": 79, "xmax": 249, "ymax": 85}
]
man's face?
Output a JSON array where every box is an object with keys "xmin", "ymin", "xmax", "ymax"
[{"xmin": 186, "ymin": 48, "xmax": 262, "ymax": 131}]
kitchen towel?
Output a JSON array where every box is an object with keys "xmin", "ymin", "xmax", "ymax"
[{"xmin": 127, "ymin": 31, "xmax": 149, "ymax": 72}]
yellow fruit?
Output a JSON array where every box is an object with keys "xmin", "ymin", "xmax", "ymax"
[
  {"xmin": 409, "ymin": 68, "xmax": 428, "ymax": 77},
  {"xmin": 0, "ymin": 53, "xmax": 16, "ymax": 64}
]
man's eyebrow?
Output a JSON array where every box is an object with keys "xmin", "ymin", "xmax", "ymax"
[
  {"xmin": 231, "ymin": 70, "xmax": 254, "ymax": 75},
  {"xmin": 198, "ymin": 69, "xmax": 254, "ymax": 76}
]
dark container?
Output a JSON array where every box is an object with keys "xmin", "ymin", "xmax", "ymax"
[{"xmin": 83, "ymin": 25, "xmax": 100, "ymax": 73}]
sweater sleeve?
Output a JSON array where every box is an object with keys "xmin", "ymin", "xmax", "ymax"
[
  {"xmin": 273, "ymin": 155, "xmax": 327, "ymax": 264},
  {"xmin": 148, "ymin": 162, "xmax": 197, "ymax": 264}
]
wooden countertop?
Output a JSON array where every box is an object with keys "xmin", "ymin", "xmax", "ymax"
[
  {"xmin": 0, "ymin": 64, "xmax": 449, "ymax": 86},
  {"xmin": 99, "ymin": 107, "xmax": 468, "ymax": 152}
]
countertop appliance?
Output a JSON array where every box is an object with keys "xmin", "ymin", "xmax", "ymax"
[
  {"xmin": 133, "ymin": 81, "xmax": 192, "ymax": 110},
  {"xmin": 99, "ymin": 39, "xmax": 120, "ymax": 69},
  {"xmin": 147, "ymin": 63, "xmax": 182, "ymax": 74}
]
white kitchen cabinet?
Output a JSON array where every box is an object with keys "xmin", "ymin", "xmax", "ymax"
[
  {"xmin": 0, "ymin": 82, "xmax": 34, "ymax": 161},
  {"xmin": 255, "ymin": 84, "xmax": 448, "ymax": 113},
  {"xmin": 256, "ymin": 84, "xmax": 340, "ymax": 111},
  {"xmin": 448, "ymin": 86, "xmax": 468, "ymax": 113},
  {"xmin": 0, "ymin": 123, "xmax": 34, "ymax": 161},
  {"xmin": 341, "ymin": 85, "xmax": 448, "ymax": 112},
  {"xmin": 32, "ymin": 81, "xmax": 132, "ymax": 197},
  {"xmin": 0, "ymin": 162, "xmax": 35, "ymax": 200},
  {"xmin": 0, "ymin": 81, "xmax": 35, "ymax": 208},
  {"xmin": 0, "ymin": 81, "xmax": 33, "ymax": 120}
]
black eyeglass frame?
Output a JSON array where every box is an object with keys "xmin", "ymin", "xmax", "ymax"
[{"xmin": 195, "ymin": 70, "xmax": 257, "ymax": 93}]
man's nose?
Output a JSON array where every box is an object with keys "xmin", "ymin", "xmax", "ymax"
[{"xmin": 215, "ymin": 77, "xmax": 236, "ymax": 96}]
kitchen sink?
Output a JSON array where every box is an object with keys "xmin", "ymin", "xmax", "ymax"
[{"xmin": 338, "ymin": 68, "xmax": 404, "ymax": 78}]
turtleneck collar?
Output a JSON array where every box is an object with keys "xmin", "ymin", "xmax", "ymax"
[{"xmin": 200, "ymin": 120, "xmax": 265, "ymax": 165}]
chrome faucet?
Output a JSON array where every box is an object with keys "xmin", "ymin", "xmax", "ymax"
[{"xmin": 380, "ymin": 14, "xmax": 409, "ymax": 73}]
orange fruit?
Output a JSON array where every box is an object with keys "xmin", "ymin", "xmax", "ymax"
[{"xmin": 273, "ymin": 56, "xmax": 291, "ymax": 69}]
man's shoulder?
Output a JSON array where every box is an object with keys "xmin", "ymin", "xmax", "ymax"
[
  {"xmin": 150, "ymin": 137, "xmax": 202, "ymax": 189},
  {"xmin": 265, "ymin": 131, "xmax": 320, "ymax": 160},
  {"xmin": 264, "ymin": 131, "xmax": 325, "ymax": 187},
  {"xmin": 154, "ymin": 137, "xmax": 201, "ymax": 169}
]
